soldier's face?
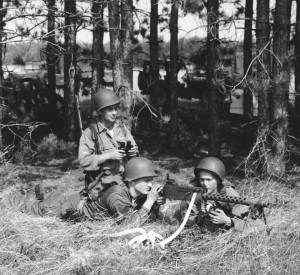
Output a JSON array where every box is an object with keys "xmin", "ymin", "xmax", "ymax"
[
  {"xmin": 132, "ymin": 177, "xmax": 153, "ymax": 196},
  {"xmin": 100, "ymin": 104, "xmax": 120, "ymax": 124},
  {"xmin": 198, "ymin": 171, "xmax": 218, "ymax": 194},
  {"xmin": 89, "ymin": 183, "xmax": 103, "ymax": 201}
]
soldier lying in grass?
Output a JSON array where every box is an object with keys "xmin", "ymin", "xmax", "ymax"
[
  {"xmin": 174, "ymin": 157, "xmax": 252, "ymax": 232},
  {"xmin": 93, "ymin": 157, "xmax": 165, "ymax": 225},
  {"xmin": 2, "ymin": 157, "xmax": 165, "ymax": 225}
]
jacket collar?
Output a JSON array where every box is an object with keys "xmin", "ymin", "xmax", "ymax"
[{"xmin": 96, "ymin": 121, "xmax": 118, "ymax": 133}]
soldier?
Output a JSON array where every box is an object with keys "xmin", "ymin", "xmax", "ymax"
[
  {"xmin": 3, "ymin": 157, "xmax": 164, "ymax": 224},
  {"xmin": 78, "ymin": 89, "xmax": 138, "ymax": 188},
  {"xmin": 94, "ymin": 157, "xmax": 165, "ymax": 225},
  {"xmin": 175, "ymin": 157, "xmax": 250, "ymax": 232},
  {"xmin": 2, "ymin": 181, "xmax": 107, "ymax": 221}
]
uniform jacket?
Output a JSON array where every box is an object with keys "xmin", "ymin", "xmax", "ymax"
[
  {"xmin": 5, "ymin": 189, "xmax": 106, "ymax": 221},
  {"xmin": 94, "ymin": 184, "xmax": 159, "ymax": 226},
  {"xmin": 78, "ymin": 120, "xmax": 138, "ymax": 175},
  {"xmin": 6, "ymin": 183, "xmax": 158, "ymax": 224}
]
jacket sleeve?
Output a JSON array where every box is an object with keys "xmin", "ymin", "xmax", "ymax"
[
  {"xmin": 224, "ymin": 187, "xmax": 252, "ymax": 231},
  {"xmin": 105, "ymin": 191, "xmax": 152, "ymax": 227},
  {"xmin": 78, "ymin": 128, "xmax": 102, "ymax": 171}
]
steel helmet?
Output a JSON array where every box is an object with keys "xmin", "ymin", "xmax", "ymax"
[
  {"xmin": 94, "ymin": 89, "xmax": 120, "ymax": 112},
  {"xmin": 194, "ymin": 157, "xmax": 225, "ymax": 182},
  {"xmin": 124, "ymin": 157, "xmax": 157, "ymax": 182}
]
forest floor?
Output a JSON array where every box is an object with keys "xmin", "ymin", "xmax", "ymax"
[
  {"xmin": 0, "ymin": 150, "xmax": 300, "ymax": 275},
  {"xmin": 1, "ymin": 93, "xmax": 300, "ymax": 274}
]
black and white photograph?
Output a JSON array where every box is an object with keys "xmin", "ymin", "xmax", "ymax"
[{"xmin": 0, "ymin": 0, "xmax": 299, "ymax": 274}]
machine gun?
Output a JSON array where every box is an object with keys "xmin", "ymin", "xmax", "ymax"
[
  {"xmin": 160, "ymin": 174, "xmax": 271, "ymax": 234},
  {"xmin": 160, "ymin": 175, "xmax": 271, "ymax": 234},
  {"xmin": 160, "ymin": 174, "xmax": 269, "ymax": 209}
]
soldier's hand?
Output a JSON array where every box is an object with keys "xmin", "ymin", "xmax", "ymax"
[
  {"xmin": 106, "ymin": 149, "xmax": 125, "ymax": 160},
  {"xmin": 127, "ymin": 147, "xmax": 137, "ymax": 157},
  {"xmin": 199, "ymin": 201, "xmax": 214, "ymax": 213},
  {"xmin": 147, "ymin": 183, "xmax": 163, "ymax": 204},
  {"xmin": 156, "ymin": 195, "xmax": 166, "ymax": 206},
  {"xmin": 208, "ymin": 209, "xmax": 232, "ymax": 225}
]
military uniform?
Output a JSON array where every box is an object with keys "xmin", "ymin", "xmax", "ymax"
[
  {"xmin": 3, "ymin": 183, "xmax": 159, "ymax": 224},
  {"xmin": 94, "ymin": 184, "xmax": 159, "ymax": 225},
  {"xmin": 175, "ymin": 183, "xmax": 250, "ymax": 232},
  {"xmin": 3, "ymin": 188, "xmax": 108, "ymax": 221},
  {"xmin": 78, "ymin": 120, "xmax": 138, "ymax": 177}
]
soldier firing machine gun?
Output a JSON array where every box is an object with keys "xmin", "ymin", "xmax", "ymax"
[
  {"xmin": 157, "ymin": 174, "xmax": 271, "ymax": 247},
  {"xmin": 161, "ymin": 174, "xmax": 269, "ymax": 210}
]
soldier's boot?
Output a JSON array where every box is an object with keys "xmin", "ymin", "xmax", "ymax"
[
  {"xmin": 16, "ymin": 182, "xmax": 30, "ymax": 195},
  {"xmin": 35, "ymin": 183, "xmax": 45, "ymax": 201}
]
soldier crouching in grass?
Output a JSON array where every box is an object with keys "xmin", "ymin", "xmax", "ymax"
[
  {"xmin": 174, "ymin": 157, "xmax": 252, "ymax": 232},
  {"xmin": 2, "ymin": 157, "xmax": 165, "ymax": 225}
]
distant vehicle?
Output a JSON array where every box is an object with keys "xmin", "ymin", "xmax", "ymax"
[
  {"xmin": 7, "ymin": 61, "xmax": 92, "ymax": 93},
  {"xmin": 8, "ymin": 61, "xmax": 50, "ymax": 92},
  {"xmin": 137, "ymin": 60, "xmax": 209, "ymax": 100},
  {"xmin": 136, "ymin": 55, "xmax": 260, "ymax": 116}
]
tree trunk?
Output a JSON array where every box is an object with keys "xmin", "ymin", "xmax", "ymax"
[
  {"xmin": 149, "ymin": 0, "xmax": 161, "ymax": 144},
  {"xmin": 243, "ymin": 0, "xmax": 254, "ymax": 151},
  {"xmin": 0, "ymin": 0, "xmax": 3, "ymax": 149},
  {"xmin": 169, "ymin": 0, "xmax": 179, "ymax": 150},
  {"xmin": 121, "ymin": 0, "xmax": 134, "ymax": 122},
  {"xmin": 150, "ymin": 0, "xmax": 159, "ymax": 108},
  {"xmin": 64, "ymin": 0, "xmax": 77, "ymax": 141},
  {"xmin": 256, "ymin": 0, "xmax": 271, "ymax": 135},
  {"xmin": 255, "ymin": 0, "xmax": 271, "ymax": 174},
  {"xmin": 108, "ymin": 1, "xmax": 123, "ymax": 94},
  {"xmin": 207, "ymin": 0, "xmax": 221, "ymax": 157},
  {"xmin": 108, "ymin": 0, "xmax": 133, "ymax": 129},
  {"xmin": 47, "ymin": 0, "xmax": 56, "ymax": 97},
  {"xmin": 92, "ymin": 0, "xmax": 105, "ymax": 113},
  {"xmin": 268, "ymin": 0, "xmax": 292, "ymax": 177},
  {"xmin": 295, "ymin": 0, "xmax": 300, "ymax": 137}
]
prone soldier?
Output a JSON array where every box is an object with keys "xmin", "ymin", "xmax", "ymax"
[
  {"xmin": 3, "ymin": 157, "xmax": 165, "ymax": 224},
  {"xmin": 174, "ymin": 157, "xmax": 254, "ymax": 232},
  {"xmin": 93, "ymin": 157, "xmax": 165, "ymax": 226}
]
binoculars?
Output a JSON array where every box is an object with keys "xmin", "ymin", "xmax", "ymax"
[{"xmin": 118, "ymin": 141, "xmax": 134, "ymax": 157}]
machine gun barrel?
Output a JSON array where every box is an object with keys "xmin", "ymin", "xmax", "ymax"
[{"xmin": 202, "ymin": 193, "xmax": 269, "ymax": 208}]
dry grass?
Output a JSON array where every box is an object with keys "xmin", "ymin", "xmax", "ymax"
[{"xmin": 0, "ymin": 157, "xmax": 300, "ymax": 275}]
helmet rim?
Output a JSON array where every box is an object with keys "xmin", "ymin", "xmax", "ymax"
[{"xmin": 194, "ymin": 157, "xmax": 225, "ymax": 183}]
